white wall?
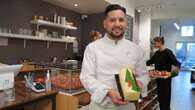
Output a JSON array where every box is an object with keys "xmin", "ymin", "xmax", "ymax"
[
  {"xmin": 150, "ymin": 20, "xmax": 161, "ymax": 54},
  {"xmin": 105, "ymin": 0, "xmax": 135, "ymax": 17},
  {"xmin": 138, "ymin": 10, "xmax": 152, "ymax": 59},
  {"xmin": 151, "ymin": 20, "xmax": 160, "ymax": 38},
  {"xmin": 133, "ymin": 11, "xmax": 140, "ymax": 44},
  {"xmin": 152, "ymin": 8, "xmax": 195, "ymax": 20}
]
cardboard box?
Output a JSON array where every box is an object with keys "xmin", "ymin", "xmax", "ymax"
[{"xmin": 115, "ymin": 68, "xmax": 140, "ymax": 102}]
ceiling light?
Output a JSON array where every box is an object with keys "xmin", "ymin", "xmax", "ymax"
[
  {"xmin": 137, "ymin": 9, "xmax": 141, "ymax": 13},
  {"xmin": 174, "ymin": 23, "xmax": 180, "ymax": 30},
  {"xmin": 74, "ymin": 4, "xmax": 78, "ymax": 7}
]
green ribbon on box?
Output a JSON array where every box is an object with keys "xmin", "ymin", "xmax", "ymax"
[{"xmin": 125, "ymin": 69, "xmax": 139, "ymax": 92}]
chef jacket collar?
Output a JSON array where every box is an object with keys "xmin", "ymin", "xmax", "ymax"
[{"xmin": 103, "ymin": 33, "xmax": 125, "ymax": 45}]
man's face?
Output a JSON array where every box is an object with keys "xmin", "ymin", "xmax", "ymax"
[{"xmin": 104, "ymin": 10, "xmax": 127, "ymax": 39}]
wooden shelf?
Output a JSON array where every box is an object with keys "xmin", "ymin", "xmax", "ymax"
[
  {"xmin": 136, "ymin": 79, "xmax": 158, "ymax": 110},
  {"xmin": 0, "ymin": 33, "xmax": 76, "ymax": 43},
  {"xmin": 140, "ymin": 95, "xmax": 158, "ymax": 110},
  {"xmin": 151, "ymin": 103, "xmax": 159, "ymax": 110},
  {"xmin": 147, "ymin": 86, "xmax": 157, "ymax": 94},
  {"xmin": 20, "ymin": 68, "xmax": 48, "ymax": 73},
  {"xmin": 31, "ymin": 20, "xmax": 77, "ymax": 30}
]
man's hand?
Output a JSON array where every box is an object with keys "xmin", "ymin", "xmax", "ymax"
[
  {"xmin": 136, "ymin": 80, "xmax": 143, "ymax": 89},
  {"xmin": 107, "ymin": 89, "xmax": 128, "ymax": 105}
]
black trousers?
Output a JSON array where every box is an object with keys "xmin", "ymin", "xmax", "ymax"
[{"xmin": 157, "ymin": 78, "xmax": 172, "ymax": 110}]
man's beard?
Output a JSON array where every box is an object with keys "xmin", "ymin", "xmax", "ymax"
[{"xmin": 107, "ymin": 28, "xmax": 125, "ymax": 40}]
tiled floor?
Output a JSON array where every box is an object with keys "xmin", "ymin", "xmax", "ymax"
[{"xmin": 171, "ymin": 71, "xmax": 195, "ymax": 110}]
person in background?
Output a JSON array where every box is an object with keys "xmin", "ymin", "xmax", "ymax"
[
  {"xmin": 91, "ymin": 30, "xmax": 103, "ymax": 41},
  {"xmin": 80, "ymin": 4, "xmax": 150, "ymax": 110},
  {"xmin": 147, "ymin": 37, "xmax": 181, "ymax": 110}
]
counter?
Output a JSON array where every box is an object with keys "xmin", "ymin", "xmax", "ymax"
[{"xmin": 0, "ymin": 81, "xmax": 58, "ymax": 110}]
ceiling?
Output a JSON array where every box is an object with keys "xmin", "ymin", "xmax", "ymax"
[
  {"xmin": 43, "ymin": 0, "xmax": 195, "ymax": 19},
  {"xmin": 43, "ymin": 0, "xmax": 110, "ymax": 14},
  {"xmin": 136, "ymin": 0, "xmax": 195, "ymax": 9},
  {"xmin": 135, "ymin": 0, "xmax": 195, "ymax": 19}
]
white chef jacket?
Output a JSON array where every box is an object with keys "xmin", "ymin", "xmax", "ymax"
[{"xmin": 80, "ymin": 34, "xmax": 150, "ymax": 110}]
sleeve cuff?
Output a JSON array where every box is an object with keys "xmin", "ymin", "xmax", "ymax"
[
  {"xmin": 136, "ymin": 74, "xmax": 150, "ymax": 97},
  {"xmin": 91, "ymin": 86, "xmax": 109, "ymax": 104}
]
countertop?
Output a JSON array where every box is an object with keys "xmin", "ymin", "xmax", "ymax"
[{"xmin": 0, "ymin": 81, "xmax": 58, "ymax": 110}]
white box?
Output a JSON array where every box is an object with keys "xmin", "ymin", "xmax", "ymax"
[{"xmin": 0, "ymin": 65, "xmax": 23, "ymax": 90}]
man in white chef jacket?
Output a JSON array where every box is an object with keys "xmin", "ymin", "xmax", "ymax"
[{"xmin": 80, "ymin": 4, "xmax": 150, "ymax": 110}]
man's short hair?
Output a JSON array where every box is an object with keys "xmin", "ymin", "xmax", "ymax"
[{"xmin": 105, "ymin": 4, "xmax": 126, "ymax": 16}]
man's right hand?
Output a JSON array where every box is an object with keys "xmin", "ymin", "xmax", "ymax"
[{"xmin": 107, "ymin": 89, "xmax": 128, "ymax": 105}]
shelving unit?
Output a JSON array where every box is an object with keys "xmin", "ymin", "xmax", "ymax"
[
  {"xmin": 140, "ymin": 95, "xmax": 158, "ymax": 110},
  {"xmin": 151, "ymin": 103, "xmax": 159, "ymax": 110},
  {"xmin": 30, "ymin": 19, "xmax": 78, "ymax": 49},
  {"xmin": 0, "ymin": 33, "xmax": 76, "ymax": 43},
  {"xmin": 135, "ymin": 66, "xmax": 159, "ymax": 110},
  {"xmin": 147, "ymin": 86, "xmax": 157, "ymax": 95},
  {"xmin": 0, "ymin": 20, "xmax": 78, "ymax": 48},
  {"xmin": 136, "ymin": 79, "xmax": 159, "ymax": 110},
  {"xmin": 30, "ymin": 20, "xmax": 77, "ymax": 30},
  {"xmin": 0, "ymin": 33, "xmax": 76, "ymax": 48}
]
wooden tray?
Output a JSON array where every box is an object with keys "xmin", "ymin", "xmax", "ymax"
[{"xmin": 150, "ymin": 74, "xmax": 171, "ymax": 79}]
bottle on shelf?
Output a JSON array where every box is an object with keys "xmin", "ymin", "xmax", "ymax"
[
  {"xmin": 54, "ymin": 13, "xmax": 57, "ymax": 23},
  {"xmin": 45, "ymin": 70, "xmax": 51, "ymax": 91}
]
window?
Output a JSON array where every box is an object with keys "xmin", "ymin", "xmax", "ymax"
[
  {"xmin": 181, "ymin": 26, "xmax": 194, "ymax": 37},
  {"xmin": 176, "ymin": 42, "xmax": 195, "ymax": 70}
]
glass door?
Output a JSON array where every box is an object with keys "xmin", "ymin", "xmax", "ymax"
[{"xmin": 176, "ymin": 42, "xmax": 195, "ymax": 70}]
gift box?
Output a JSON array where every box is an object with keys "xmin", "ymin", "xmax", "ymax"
[{"xmin": 115, "ymin": 68, "xmax": 140, "ymax": 102}]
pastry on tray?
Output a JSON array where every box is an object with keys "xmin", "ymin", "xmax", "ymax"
[{"xmin": 149, "ymin": 70, "xmax": 172, "ymax": 79}]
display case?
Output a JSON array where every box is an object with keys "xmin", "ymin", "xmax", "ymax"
[
  {"xmin": 27, "ymin": 62, "xmax": 90, "ymax": 110},
  {"xmin": 33, "ymin": 62, "xmax": 85, "ymax": 95},
  {"xmin": 50, "ymin": 68, "xmax": 83, "ymax": 93}
]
